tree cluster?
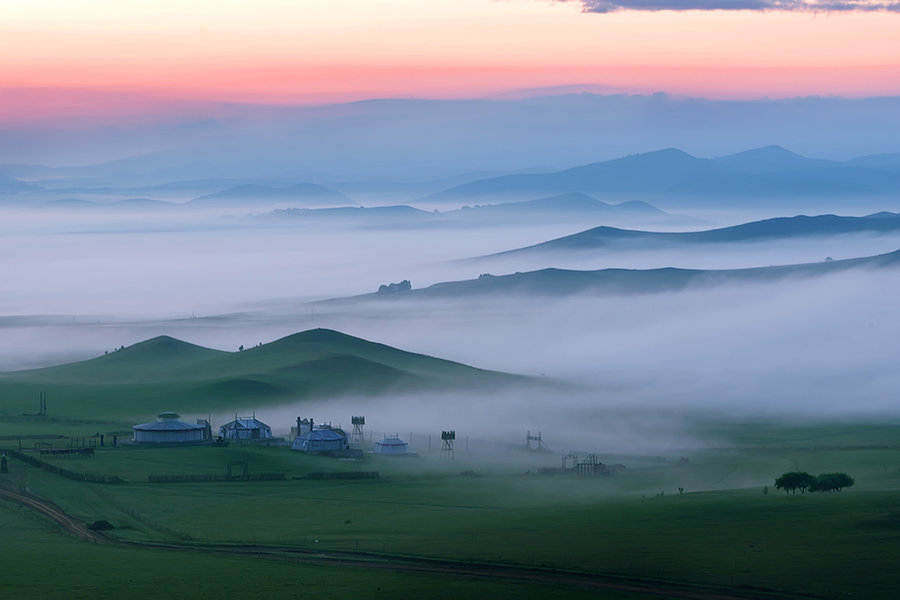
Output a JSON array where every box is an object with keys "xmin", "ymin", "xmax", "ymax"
[
  {"xmin": 811, "ymin": 472, "xmax": 855, "ymax": 493},
  {"xmin": 377, "ymin": 279, "xmax": 412, "ymax": 294},
  {"xmin": 774, "ymin": 471, "xmax": 854, "ymax": 494}
]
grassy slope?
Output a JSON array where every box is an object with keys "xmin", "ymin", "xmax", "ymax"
[
  {"xmin": 420, "ymin": 249, "xmax": 900, "ymax": 299},
  {"xmin": 0, "ymin": 329, "xmax": 520, "ymax": 422},
  {"xmin": 504, "ymin": 213, "xmax": 900, "ymax": 256}
]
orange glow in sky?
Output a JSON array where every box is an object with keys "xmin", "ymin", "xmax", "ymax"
[{"xmin": 1, "ymin": 0, "xmax": 899, "ymax": 120}]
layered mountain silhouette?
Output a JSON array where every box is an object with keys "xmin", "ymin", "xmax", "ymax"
[
  {"xmin": 424, "ymin": 146, "xmax": 900, "ymax": 207},
  {"xmin": 258, "ymin": 194, "xmax": 673, "ymax": 227},
  {"xmin": 447, "ymin": 192, "xmax": 666, "ymax": 218},
  {"xmin": 7, "ymin": 93, "xmax": 900, "ymax": 183}
]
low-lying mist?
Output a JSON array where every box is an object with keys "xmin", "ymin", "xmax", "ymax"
[
  {"xmin": 3, "ymin": 206, "xmax": 899, "ymax": 317},
  {"xmin": 3, "ymin": 208, "xmax": 899, "ymax": 447},
  {"xmin": 468, "ymin": 232, "xmax": 900, "ymax": 275},
  {"xmin": 300, "ymin": 268, "xmax": 900, "ymax": 417},
  {"xmin": 0, "ymin": 208, "xmax": 582, "ymax": 317},
  {"xmin": 249, "ymin": 389, "xmax": 712, "ymax": 457}
]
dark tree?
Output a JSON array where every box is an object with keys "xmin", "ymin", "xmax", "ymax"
[
  {"xmin": 377, "ymin": 279, "xmax": 412, "ymax": 294},
  {"xmin": 811, "ymin": 472, "xmax": 855, "ymax": 493},
  {"xmin": 774, "ymin": 471, "xmax": 816, "ymax": 495}
]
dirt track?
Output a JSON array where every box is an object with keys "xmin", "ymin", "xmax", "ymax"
[
  {"xmin": 0, "ymin": 486, "xmax": 815, "ymax": 600},
  {"xmin": 0, "ymin": 486, "xmax": 107, "ymax": 543}
]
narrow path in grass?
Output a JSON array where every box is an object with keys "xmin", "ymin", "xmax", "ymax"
[
  {"xmin": 0, "ymin": 486, "xmax": 108, "ymax": 543},
  {"xmin": 0, "ymin": 484, "xmax": 818, "ymax": 600}
]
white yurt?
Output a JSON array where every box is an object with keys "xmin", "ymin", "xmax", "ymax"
[
  {"xmin": 132, "ymin": 412, "xmax": 210, "ymax": 444},
  {"xmin": 374, "ymin": 435, "xmax": 409, "ymax": 455},
  {"xmin": 218, "ymin": 416, "xmax": 273, "ymax": 440},
  {"xmin": 291, "ymin": 427, "xmax": 349, "ymax": 454}
]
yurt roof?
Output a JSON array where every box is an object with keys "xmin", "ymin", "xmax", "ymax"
[
  {"xmin": 376, "ymin": 437, "xmax": 408, "ymax": 446},
  {"xmin": 133, "ymin": 419, "xmax": 206, "ymax": 432},
  {"xmin": 301, "ymin": 429, "xmax": 345, "ymax": 442},
  {"xmin": 221, "ymin": 418, "xmax": 270, "ymax": 430}
]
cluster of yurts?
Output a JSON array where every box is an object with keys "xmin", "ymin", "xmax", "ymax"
[{"xmin": 131, "ymin": 412, "xmax": 409, "ymax": 455}]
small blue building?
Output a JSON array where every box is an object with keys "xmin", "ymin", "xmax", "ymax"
[
  {"xmin": 291, "ymin": 426, "xmax": 349, "ymax": 455},
  {"xmin": 374, "ymin": 435, "xmax": 409, "ymax": 455},
  {"xmin": 218, "ymin": 415, "xmax": 273, "ymax": 441},
  {"xmin": 132, "ymin": 412, "xmax": 210, "ymax": 444}
]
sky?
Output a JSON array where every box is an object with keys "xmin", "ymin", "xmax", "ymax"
[
  {"xmin": 2, "ymin": 0, "xmax": 900, "ymax": 126},
  {"xmin": 2, "ymin": 0, "xmax": 900, "ymax": 431}
]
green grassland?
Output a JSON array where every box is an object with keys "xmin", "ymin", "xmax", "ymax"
[
  {"xmin": 3, "ymin": 425, "xmax": 900, "ymax": 599},
  {"xmin": 0, "ymin": 502, "xmax": 623, "ymax": 600},
  {"xmin": 0, "ymin": 328, "xmax": 524, "ymax": 424},
  {"xmin": 2, "ymin": 330, "xmax": 899, "ymax": 598}
]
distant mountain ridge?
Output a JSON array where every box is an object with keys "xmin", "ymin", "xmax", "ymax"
[
  {"xmin": 423, "ymin": 146, "xmax": 900, "ymax": 207},
  {"xmin": 713, "ymin": 145, "xmax": 839, "ymax": 173},
  {"xmin": 450, "ymin": 192, "xmax": 666, "ymax": 216},
  {"xmin": 7, "ymin": 141, "xmax": 900, "ymax": 214},
  {"xmin": 849, "ymin": 152, "xmax": 900, "ymax": 171},
  {"xmin": 6, "ymin": 93, "xmax": 900, "ymax": 182},
  {"xmin": 256, "ymin": 195, "xmax": 677, "ymax": 228}
]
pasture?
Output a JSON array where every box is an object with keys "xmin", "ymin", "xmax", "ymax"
[{"xmin": 2, "ymin": 416, "xmax": 900, "ymax": 598}]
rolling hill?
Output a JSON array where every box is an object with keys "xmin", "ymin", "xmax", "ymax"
[
  {"xmin": 0, "ymin": 329, "xmax": 522, "ymax": 421},
  {"xmin": 344, "ymin": 248, "xmax": 900, "ymax": 300},
  {"xmin": 483, "ymin": 213, "xmax": 900, "ymax": 259}
]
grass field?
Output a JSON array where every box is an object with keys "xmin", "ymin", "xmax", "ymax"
[
  {"xmin": 2, "ymin": 343, "xmax": 898, "ymax": 599},
  {"xmin": 0, "ymin": 503, "xmax": 629, "ymax": 600},
  {"xmin": 3, "ymin": 418, "xmax": 900, "ymax": 599}
]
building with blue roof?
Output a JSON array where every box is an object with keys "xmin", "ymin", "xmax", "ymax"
[
  {"xmin": 219, "ymin": 415, "xmax": 273, "ymax": 441},
  {"xmin": 132, "ymin": 412, "xmax": 211, "ymax": 444},
  {"xmin": 291, "ymin": 425, "xmax": 349, "ymax": 454},
  {"xmin": 374, "ymin": 434, "xmax": 409, "ymax": 455}
]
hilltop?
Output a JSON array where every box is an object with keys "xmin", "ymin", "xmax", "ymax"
[{"xmin": 0, "ymin": 329, "xmax": 522, "ymax": 421}]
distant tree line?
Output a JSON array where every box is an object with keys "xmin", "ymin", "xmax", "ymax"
[
  {"xmin": 377, "ymin": 280, "xmax": 411, "ymax": 294},
  {"xmin": 774, "ymin": 471, "xmax": 854, "ymax": 494}
]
